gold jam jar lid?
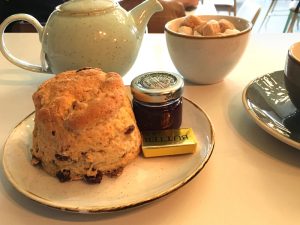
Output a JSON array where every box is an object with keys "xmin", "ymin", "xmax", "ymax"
[{"xmin": 130, "ymin": 71, "xmax": 184, "ymax": 103}]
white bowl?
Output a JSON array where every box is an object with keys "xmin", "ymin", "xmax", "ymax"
[{"xmin": 165, "ymin": 15, "xmax": 252, "ymax": 84}]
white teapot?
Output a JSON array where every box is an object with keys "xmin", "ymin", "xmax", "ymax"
[{"xmin": 0, "ymin": 0, "xmax": 163, "ymax": 75}]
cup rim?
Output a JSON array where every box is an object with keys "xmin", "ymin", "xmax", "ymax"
[
  {"xmin": 288, "ymin": 42, "xmax": 300, "ymax": 64},
  {"xmin": 164, "ymin": 15, "xmax": 252, "ymax": 39}
]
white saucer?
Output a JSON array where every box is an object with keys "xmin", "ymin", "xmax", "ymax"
[{"xmin": 2, "ymin": 97, "xmax": 214, "ymax": 213}]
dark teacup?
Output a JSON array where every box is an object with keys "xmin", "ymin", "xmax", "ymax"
[{"xmin": 284, "ymin": 42, "xmax": 300, "ymax": 110}]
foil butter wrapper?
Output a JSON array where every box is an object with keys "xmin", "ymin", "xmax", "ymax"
[{"xmin": 142, "ymin": 128, "xmax": 198, "ymax": 157}]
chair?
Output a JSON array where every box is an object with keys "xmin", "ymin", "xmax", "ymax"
[
  {"xmin": 147, "ymin": 0, "xmax": 186, "ymax": 33},
  {"xmin": 212, "ymin": 0, "xmax": 237, "ymax": 16},
  {"xmin": 120, "ymin": 0, "xmax": 186, "ymax": 33},
  {"xmin": 236, "ymin": 0, "xmax": 261, "ymax": 25},
  {"xmin": 259, "ymin": 0, "xmax": 300, "ymax": 32},
  {"xmin": 9, "ymin": 21, "xmax": 37, "ymax": 32},
  {"xmin": 283, "ymin": 0, "xmax": 300, "ymax": 32},
  {"xmin": 258, "ymin": 0, "xmax": 277, "ymax": 31},
  {"xmin": 186, "ymin": 0, "xmax": 218, "ymax": 16}
]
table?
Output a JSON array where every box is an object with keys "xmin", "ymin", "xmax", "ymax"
[{"xmin": 1, "ymin": 33, "xmax": 300, "ymax": 225}]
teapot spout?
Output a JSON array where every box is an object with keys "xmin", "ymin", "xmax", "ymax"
[{"xmin": 130, "ymin": 0, "xmax": 163, "ymax": 34}]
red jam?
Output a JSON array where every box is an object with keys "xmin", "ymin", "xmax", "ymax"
[
  {"xmin": 131, "ymin": 71, "xmax": 184, "ymax": 131},
  {"xmin": 133, "ymin": 97, "xmax": 182, "ymax": 131}
]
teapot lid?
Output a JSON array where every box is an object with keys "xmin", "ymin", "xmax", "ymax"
[{"xmin": 58, "ymin": 0, "xmax": 117, "ymax": 13}]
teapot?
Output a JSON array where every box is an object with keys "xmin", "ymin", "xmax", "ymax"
[{"xmin": 0, "ymin": 0, "xmax": 163, "ymax": 75}]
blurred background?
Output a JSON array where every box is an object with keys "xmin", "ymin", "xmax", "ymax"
[
  {"xmin": 0, "ymin": 0, "xmax": 299, "ymax": 33},
  {"xmin": 237, "ymin": 0, "xmax": 300, "ymax": 33}
]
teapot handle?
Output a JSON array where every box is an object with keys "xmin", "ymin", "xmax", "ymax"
[{"xmin": 0, "ymin": 14, "xmax": 50, "ymax": 73}]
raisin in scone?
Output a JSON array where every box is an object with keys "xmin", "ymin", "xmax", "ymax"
[{"xmin": 31, "ymin": 68, "xmax": 141, "ymax": 184}]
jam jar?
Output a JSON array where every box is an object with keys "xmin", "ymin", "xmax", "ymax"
[{"xmin": 131, "ymin": 71, "xmax": 184, "ymax": 131}]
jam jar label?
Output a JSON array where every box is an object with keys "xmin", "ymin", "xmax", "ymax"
[{"xmin": 139, "ymin": 73, "xmax": 177, "ymax": 89}]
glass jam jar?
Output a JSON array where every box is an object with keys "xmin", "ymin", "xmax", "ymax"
[{"xmin": 131, "ymin": 71, "xmax": 184, "ymax": 131}]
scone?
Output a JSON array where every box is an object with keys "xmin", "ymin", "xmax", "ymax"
[{"xmin": 31, "ymin": 67, "xmax": 142, "ymax": 184}]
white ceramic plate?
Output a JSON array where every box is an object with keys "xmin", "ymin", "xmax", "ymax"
[
  {"xmin": 2, "ymin": 98, "xmax": 214, "ymax": 213},
  {"xmin": 242, "ymin": 70, "xmax": 300, "ymax": 150}
]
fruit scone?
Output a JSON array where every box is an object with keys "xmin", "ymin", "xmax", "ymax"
[{"xmin": 31, "ymin": 67, "xmax": 142, "ymax": 184}]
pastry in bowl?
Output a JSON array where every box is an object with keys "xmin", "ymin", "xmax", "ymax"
[{"xmin": 31, "ymin": 67, "xmax": 142, "ymax": 184}]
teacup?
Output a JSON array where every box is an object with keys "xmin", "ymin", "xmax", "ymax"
[{"xmin": 284, "ymin": 42, "xmax": 300, "ymax": 110}]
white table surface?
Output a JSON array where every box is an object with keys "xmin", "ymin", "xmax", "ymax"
[{"xmin": 1, "ymin": 33, "xmax": 300, "ymax": 225}]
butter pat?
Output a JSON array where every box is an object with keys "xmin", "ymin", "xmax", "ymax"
[{"xmin": 142, "ymin": 128, "xmax": 197, "ymax": 157}]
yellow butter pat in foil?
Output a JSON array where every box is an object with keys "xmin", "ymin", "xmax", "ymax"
[{"xmin": 142, "ymin": 128, "xmax": 197, "ymax": 157}]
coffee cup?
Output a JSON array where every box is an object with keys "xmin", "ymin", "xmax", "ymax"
[{"xmin": 284, "ymin": 42, "xmax": 300, "ymax": 110}]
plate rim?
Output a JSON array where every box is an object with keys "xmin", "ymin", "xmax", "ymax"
[
  {"xmin": 242, "ymin": 70, "xmax": 300, "ymax": 150},
  {"xmin": 2, "ymin": 97, "xmax": 215, "ymax": 213}
]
